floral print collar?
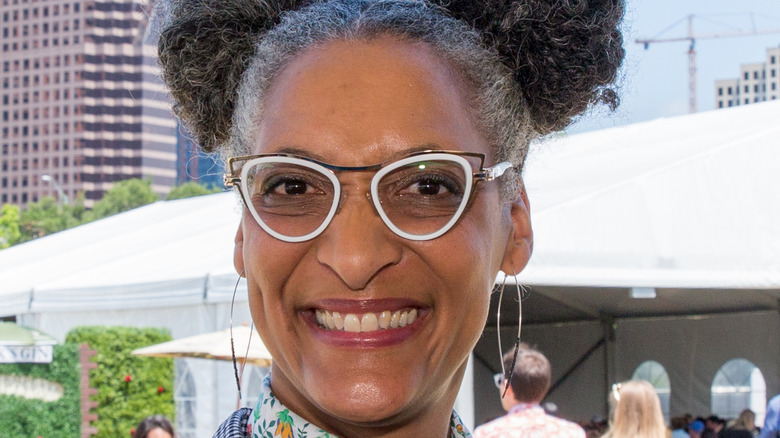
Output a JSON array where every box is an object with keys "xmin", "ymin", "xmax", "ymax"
[{"xmin": 251, "ymin": 374, "xmax": 472, "ymax": 438}]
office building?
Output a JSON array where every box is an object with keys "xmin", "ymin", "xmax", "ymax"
[
  {"xmin": 715, "ymin": 46, "xmax": 780, "ymax": 109},
  {"xmin": 1, "ymin": 0, "xmax": 177, "ymax": 208}
]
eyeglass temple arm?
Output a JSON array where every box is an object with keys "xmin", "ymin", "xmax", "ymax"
[
  {"xmin": 476, "ymin": 161, "xmax": 513, "ymax": 182},
  {"xmin": 224, "ymin": 174, "xmax": 240, "ymax": 188},
  {"xmin": 223, "ymin": 157, "xmax": 242, "ymax": 188}
]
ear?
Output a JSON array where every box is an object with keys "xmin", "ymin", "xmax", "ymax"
[
  {"xmin": 234, "ymin": 223, "xmax": 246, "ymax": 277},
  {"xmin": 500, "ymin": 183, "xmax": 533, "ymax": 275}
]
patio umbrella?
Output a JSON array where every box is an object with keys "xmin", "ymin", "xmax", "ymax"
[
  {"xmin": 132, "ymin": 325, "xmax": 272, "ymax": 367},
  {"xmin": 0, "ymin": 322, "xmax": 57, "ymax": 363}
]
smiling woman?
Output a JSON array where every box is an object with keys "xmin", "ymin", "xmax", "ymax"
[{"xmin": 157, "ymin": 1, "xmax": 625, "ymax": 437}]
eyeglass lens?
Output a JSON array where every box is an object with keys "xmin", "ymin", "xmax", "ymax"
[
  {"xmin": 241, "ymin": 156, "xmax": 471, "ymax": 240},
  {"xmin": 493, "ymin": 373, "xmax": 504, "ymax": 389}
]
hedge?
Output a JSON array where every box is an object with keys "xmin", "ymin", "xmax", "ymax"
[
  {"xmin": 0, "ymin": 342, "xmax": 81, "ymax": 437},
  {"xmin": 66, "ymin": 326, "xmax": 175, "ymax": 438}
]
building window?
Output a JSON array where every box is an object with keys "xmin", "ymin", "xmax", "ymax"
[
  {"xmin": 718, "ymin": 88, "xmax": 723, "ymax": 96},
  {"xmin": 711, "ymin": 358, "xmax": 766, "ymax": 426},
  {"xmin": 175, "ymin": 360, "xmax": 197, "ymax": 438},
  {"xmin": 744, "ymin": 72, "xmax": 749, "ymax": 80},
  {"xmin": 754, "ymin": 71, "xmax": 759, "ymax": 80},
  {"xmin": 728, "ymin": 87, "xmax": 733, "ymax": 95},
  {"xmin": 632, "ymin": 360, "xmax": 671, "ymax": 423},
  {"xmin": 744, "ymin": 85, "xmax": 749, "ymax": 93},
  {"xmin": 772, "ymin": 55, "xmax": 777, "ymax": 64},
  {"xmin": 718, "ymin": 101, "xmax": 723, "ymax": 108}
]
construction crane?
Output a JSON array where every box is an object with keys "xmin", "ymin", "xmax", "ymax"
[{"xmin": 636, "ymin": 14, "xmax": 780, "ymax": 113}]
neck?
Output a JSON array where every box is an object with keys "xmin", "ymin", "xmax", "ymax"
[{"xmin": 268, "ymin": 362, "xmax": 467, "ymax": 438}]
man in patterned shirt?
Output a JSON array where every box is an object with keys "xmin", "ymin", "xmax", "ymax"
[{"xmin": 475, "ymin": 344, "xmax": 586, "ymax": 438}]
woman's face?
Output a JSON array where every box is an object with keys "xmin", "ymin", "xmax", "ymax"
[{"xmin": 234, "ymin": 36, "xmax": 532, "ymax": 432}]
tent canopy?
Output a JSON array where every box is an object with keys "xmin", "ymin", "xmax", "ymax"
[
  {"xmin": 1, "ymin": 101, "xmax": 778, "ymax": 323},
  {"xmin": 508, "ymin": 100, "xmax": 780, "ymax": 324},
  {"xmin": 0, "ymin": 192, "xmax": 243, "ymax": 315}
]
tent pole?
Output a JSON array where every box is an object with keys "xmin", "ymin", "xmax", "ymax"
[{"xmin": 601, "ymin": 315, "xmax": 616, "ymax": 416}]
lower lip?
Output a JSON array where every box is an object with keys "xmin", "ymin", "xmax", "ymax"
[{"xmin": 301, "ymin": 310, "xmax": 426, "ymax": 348}]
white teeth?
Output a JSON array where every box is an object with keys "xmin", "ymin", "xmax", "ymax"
[
  {"xmin": 343, "ymin": 314, "xmax": 361, "ymax": 332},
  {"xmin": 389, "ymin": 311, "xmax": 400, "ymax": 328},
  {"xmin": 316, "ymin": 309, "xmax": 419, "ymax": 332},
  {"xmin": 378, "ymin": 311, "xmax": 391, "ymax": 329},
  {"xmin": 332, "ymin": 312, "xmax": 344, "ymax": 330},
  {"xmin": 361, "ymin": 313, "xmax": 379, "ymax": 331}
]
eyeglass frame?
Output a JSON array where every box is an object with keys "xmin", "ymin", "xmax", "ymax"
[{"xmin": 224, "ymin": 149, "xmax": 513, "ymax": 242}]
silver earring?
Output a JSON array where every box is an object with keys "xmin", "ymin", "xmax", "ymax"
[
  {"xmin": 496, "ymin": 263, "xmax": 523, "ymax": 398},
  {"xmin": 230, "ymin": 270, "xmax": 254, "ymax": 403}
]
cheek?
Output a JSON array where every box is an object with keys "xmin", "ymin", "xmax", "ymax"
[{"xmin": 241, "ymin": 221, "xmax": 308, "ymax": 319}]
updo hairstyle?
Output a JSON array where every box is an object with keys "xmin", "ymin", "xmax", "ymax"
[{"xmin": 158, "ymin": 0, "xmax": 624, "ymax": 195}]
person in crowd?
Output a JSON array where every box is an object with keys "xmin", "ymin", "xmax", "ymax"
[
  {"xmin": 601, "ymin": 380, "xmax": 667, "ymax": 438},
  {"xmin": 761, "ymin": 394, "xmax": 780, "ymax": 438},
  {"xmin": 671, "ymin": 415, "xmax": 690, "ymax": 438},
  {"xmin": 157, "ymin": 0, "xmax": 624, "ymax": 436},
  {"xmin": 133, "ymin": 415, "xmax": 175, "ymax": 438},
  {"xmin": 689, "ymin": 420, "xmax": 706, "ymax": 438},
  {"xmin": 474, "ymin": 344, "xmax": 586, "ymax": 437},
  {"xmin": 720, "ymin": 409, "xmax": 757, "ymax": 438},
  {"xmin": 707, "ymin": 415, "xmax": 726, "ymax": 435}
]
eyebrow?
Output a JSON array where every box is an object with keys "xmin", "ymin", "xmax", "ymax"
[{"xmin": 270, "ymin": 143, "xmax": 448, "ymax": 166}]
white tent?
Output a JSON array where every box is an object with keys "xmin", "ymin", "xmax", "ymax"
[
  {"xmin": 0, "ymin": 192, "xmax": 243, "ymax": 315},
  {"xmin": 475, "ymin": 100, "xmax": 780, "ymax": 426},
  {"xmin": 1, "ymin": 100, "xmax": 778, "ymax": 431}
]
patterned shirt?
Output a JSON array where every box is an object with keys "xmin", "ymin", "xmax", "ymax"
[
  {"xmin": 215, "ymin": 374, "xmax": 473, "ymax": 438},
  {"xmin": 473, "ymin": 403, "xmax": 585, "ymax": 438}
]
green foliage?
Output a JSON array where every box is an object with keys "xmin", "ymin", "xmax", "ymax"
[
  {"xmin": 17, "ymin": 196, "xmax": 85, "ymax": 242},
  {"xmin": 0, "ymin": 203, "xmax": 22, "ymax": 248},
  {"xmin": 85, "ymin": 179, "xmax": 158, "ymax": 222},
  {"xmin": 0, "ymin": 343, "xmax": 81, "ymax": 436},
  {"xmin": 165, "ymin": 181, "xmax": 222, "ymax": 200},
  {"xmin": 2, "ymin": 178, "xmax": 165, "ymax": 247},
  {"xmin": 66, "ymin": 326, "xmax": 175, "ymax": 438}
]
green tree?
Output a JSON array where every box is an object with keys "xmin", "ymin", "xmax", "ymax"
[
  {"xmin": 85, "ymin": 178, "xmax": 158, "ymax": 222},
  {"xmin": 165, "ymin": 181, "xmax": 222, "ymax": 200},
  {"xmin": 0, "ymin": 203, "xmax": 22, "ymax": 248},
  {"xmin": 18, "ymin": 196, "xmax": 84, "ymax": 241}
]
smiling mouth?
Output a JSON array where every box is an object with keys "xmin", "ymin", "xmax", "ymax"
[{"xmin": 315, "ymin": 308, "xmax": 418, "ymax": 332}]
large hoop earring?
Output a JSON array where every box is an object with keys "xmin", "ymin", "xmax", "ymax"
[
  {"xmin": 496, "ymin": 263, "xmax": 524, "ymax": 398},
  {"xmin": 229, "ymin": 270, "xmax": 254, "ymax": 403}
]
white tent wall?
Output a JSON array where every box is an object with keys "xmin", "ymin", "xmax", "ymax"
[
  {"xmin": 473, "ymin": 311, "xmax": 780, "ymax": 428},
  {"xmin": 616, "ymin": 312, "xmax": 780, "ymax": 420},
  {"xmin": 475, "ymin": 321, "xmax": 607, "ymax": 425}
]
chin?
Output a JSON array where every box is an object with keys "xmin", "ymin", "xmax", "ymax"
[{"xmin": 311, "ymin": 377, "xmax": 418, "ymax": 425}]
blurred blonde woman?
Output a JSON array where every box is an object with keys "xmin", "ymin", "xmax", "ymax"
[{"xmin": 602, "ymin": 380, "xmax": 668, "ymax": 438}]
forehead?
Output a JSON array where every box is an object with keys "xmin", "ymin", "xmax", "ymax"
[{"xmin": 253, "ymin": 36, "xmax": 489, "ymax": 165}]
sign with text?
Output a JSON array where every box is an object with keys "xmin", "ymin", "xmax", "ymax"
[{"xmin": 0, "ymin": 345, "xmax": 54, "ymax": 363}]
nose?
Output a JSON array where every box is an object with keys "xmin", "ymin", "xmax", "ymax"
[{"xmin": 315, "ymin": 188, "xmax": 403, "ymax": 290}]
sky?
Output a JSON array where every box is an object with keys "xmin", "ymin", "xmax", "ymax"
[{"xmin": 568, "ymin": 0, "xmax": 780, "ymax": 134}]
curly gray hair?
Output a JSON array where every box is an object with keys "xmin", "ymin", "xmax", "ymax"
[{"xmin": 159, "ymin": 0, "xmax": 624, "ymax": 196}]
